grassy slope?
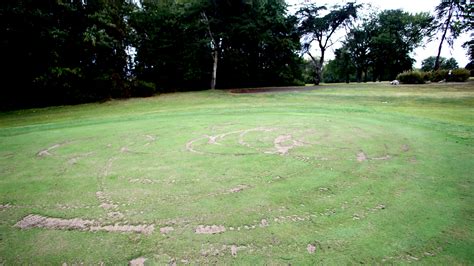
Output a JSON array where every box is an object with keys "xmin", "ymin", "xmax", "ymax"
[{"xmin": 0, "ymin": 82, "xmax": 473, "ymax": 264}]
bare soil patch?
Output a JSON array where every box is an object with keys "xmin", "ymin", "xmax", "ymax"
[
  {"xmin": 195, "ymin": 225, "xmax": 226, "ymax": 234},
  {"xmin": 15, "ymin": 214, "xmax": 94, "ymax": 230},
  {"xmin": 402, "ymin": 144, "xmax": 410, "ymax": 152},
  {"xmin": 36, "ymin": 141, "xmax": 71, "ymax": 157},
  {"xmin": 273, "ymin": 134, "xmax": 304, "ymax": 155},
  {"xmin": 160, "ymin": 226, "xmax": 174, "ymax": 234},
  {"xmin": 129, "ymin": 257, "xmax": 147, "ymax": 266},
  {"xmin": 228, "ymin": 184, "xmax": 248, "ymax": 193},
  {"xmin": 228, "ymin": 86, "xmax": 320, "ymax": 94},
  {"xmin": 15, "ymin": 214, "xmax": 155, "ymax": 234},
  {"xmin": 356, "ymin": 151, "xmax": 368, "ymax": 162},
  {"xmin": 231, "ymin": 245, "xmax": 238, "ymax": 257},
  {"xmin": 372, "ymin": 155, "xmax": 391, "ymax": 160},
  {"xmin": 307, "ymin": 244, "xmax": 316, "ymax": 254}
]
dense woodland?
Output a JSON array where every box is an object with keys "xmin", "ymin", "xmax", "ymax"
[{"xmin": 1, "ymin": 0, "xmax": 472, "ymax": 109}]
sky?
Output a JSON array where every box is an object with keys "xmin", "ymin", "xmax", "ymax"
[{"xmin": 287, "ymin": 0, "xmax": 472, "ymax": 68}]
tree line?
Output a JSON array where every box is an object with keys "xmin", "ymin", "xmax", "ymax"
[{"xmin": 1, "ymin": 0, "xmax": 472, "ymax": 109}]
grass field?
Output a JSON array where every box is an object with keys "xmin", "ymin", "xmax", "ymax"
[{"xmin": 0, "ymin": 82, "xmax": 473, "ymax": 264}]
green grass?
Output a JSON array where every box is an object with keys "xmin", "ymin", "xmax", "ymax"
[{"xmin": 0, "ymin": 81, "xmax": 473, "ymax": 264}]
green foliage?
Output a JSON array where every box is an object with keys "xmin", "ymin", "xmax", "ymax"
[
  {"xmin": 131, "ymin": 80, "xmax": 157, "ymax": 97},
  {"xmin": 1, "ymin": 0, "xmax": 303, "ymax": 109},
  {"xmin": 421, "ymin": 56, "xmax": 459, "ymax": 71},
  {"xmin": 396, "ymin": 71, "xmax": 425, "ymax": 84},
  {"xmin": 433, "ymin": 0, "xmax": 470, "ymax": 70},
  {"xmin": 297, "ymin": 2, "xmax": 360, "ymax": 85},
  {"xmin": 370, "ymin": 10, "xmax": 433, "ymax": 81},
  {"xmin": 447, "ymin": 68, "xmax": 470, "ymax": 82},
  {"xmin": 398, "ymin": 68, "xmax": 470, "ymax": 83},
  {"xmin": 130, "ymin": 0, "xmax": 303, "ymax": 90},
  {"xmin": 431, "ymin": 69, "xmax": 449, "ymax": 82},
  {"xmin": 342, "ymin": 10, "xmax": 434, "ymax": 82},
  {"xmin": 1, "ymin": 0, "xmax": 135, "ymax": 109},
  {"xmin": 322, "ymin": 48, "xmax": 356, "ymax": 83}
]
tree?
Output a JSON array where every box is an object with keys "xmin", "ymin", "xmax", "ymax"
[
  {"xmin": 322, "ymin": 47, "xmax": 355, "ymax": 83},
  {"xmin": 343, "ymin": 20, "xmax": 375, "ymax": 82},
  {"xmin": 434, "ymin": 0, "xmax": 468, "ymax": 70},
  {"xmin": 0, "ymin": 0, "xmax": 135, "ymax": 109},
  {"xmin": 421, "ymin": 56, "xmax": 459, "ymax": 71},
  {"xmin": 297, "ymin": 2, "xmax": 360, "ymax": 85},
  {"xmin": 200, "ymin": 12, "xmax": 219, "ymax": 90},
  {"xmin": 369, "ymin": 10, "xmax": 434, "ymax": 81},
  {"xmin": 131, "ymin": 0, "xmax": 302, "ymax": 90}
]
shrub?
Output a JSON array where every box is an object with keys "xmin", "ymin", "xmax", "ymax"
[
  {"xmin": 431, "ymin": 69, "xmax": 449, "ymax": 82},
  {"xmin": 132, "ymin": 80, "xmax": 157, "ymax": 97},
  {"xmin": 396, "ymin": 71, "xmax": 425, "ymax": 84},
  {"xmin": 446, "ymin": 68, "xmax": 470, "ymax": 82},
  {"xmin": 420, "ymin": 71, "xmax": 432, "ymax": 82}
]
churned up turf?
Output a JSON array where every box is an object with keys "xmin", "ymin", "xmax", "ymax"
[{"xmin": 0, "ymin": 81, "xmax": 473, "ymax": 264}]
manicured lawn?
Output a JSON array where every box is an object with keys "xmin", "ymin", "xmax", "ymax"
[{"xmin": 0, "ymin": 82, "xmax": 473, "ymax": 264}]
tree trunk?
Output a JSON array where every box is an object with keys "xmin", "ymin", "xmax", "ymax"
[
  {"xmin": 306, "ymin": 51, "xmax": 320, "ymax": 85},
  {"xmin": 316, "ymin": 50, "xmax": 325, "ymax": 85},
  {"xmin": 201, "ymin": 12, "xmax": 219, "ymax": 90},
  {"xmin": 435, "ymin": 3, "xmax": 454, "ymax": 70},
  {"xmin": 211, "ymin": 50, "xmax": 218, "ymax": 90}
]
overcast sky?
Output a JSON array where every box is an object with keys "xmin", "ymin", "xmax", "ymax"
[{"xmin": 287, "ymin": 0, "xmax": 471, "ymax": 68}]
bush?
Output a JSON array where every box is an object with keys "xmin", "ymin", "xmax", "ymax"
[
  {"xmin": 446, "ymin": 68, "xmax": 470, "ymax": 82},
  {"xmin": 132, "ymin": 80, "xmax": 157, "ymax": 97},
  {"xmin": 431, "ymin": 69, "xmax": 449, "ymax": 82},
  {"xmin": 396, "ymin": 68, "xmax": 470, "ymax": 84},
  {"xmin": 396, "ymin": 71, "xmax": 425, "ymax": 84},
  {"xmin": 420, "ymin": 71, "xmax": 432, "ymax": 82}
]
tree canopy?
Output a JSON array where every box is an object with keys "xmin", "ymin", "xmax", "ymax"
[{"xmin": 0, "ymin": 1, "xmax": 471, "ymax": 109}]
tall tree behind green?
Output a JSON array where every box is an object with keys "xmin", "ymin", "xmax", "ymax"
[
  {"xmin": 297, "ymin": 2, "xmax": 360, "ymax": 85},
  {"xmin": 368, "ymin": 10, "xmax": 434, "ymax": 81},
  {"xmin": 433, "ymin": 0, "xmax": 469, "ymax": 70},
  {"xmin": 421, "ymin": 56, "xmax": 459, "ymax": 71},
  {"xmin": 130, "ymin": 0, "xmax": 302, "ymax": 90},
  {"xmin": 343, "ymin": 19, "xmax": 376, "ymax": 82},
  {"xmin": 0, "ymin": 0, "xmax": 135, "ymax": 109}
]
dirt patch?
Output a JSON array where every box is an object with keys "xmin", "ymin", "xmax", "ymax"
[
  {"xmin": 228, "ymin": 86, "xmax": 320, "ymax": 94},
  {"xmin": 160, "ymin": 226, "xmax": 174, "ymax": 234},
  {"xmin": 99, "ymin": 203, "xmax": 117, "ymax": 209},
  {"xmin": 186, "ymin": 128, "xmax": 275, "ymax": 155},
  {"xmin": 195, "ymin": 225, "xmax": 226, "ymax": 234},
  {"xmin": 67, "ymin": 152, "xmax": 94, "ymax": 165},
  {"xmin": 144, "ymin": 134, "xmax": 157, "ymax": 146},
  {"xmin": 101, "ymin": 158, "xmax": 115, "ymax": 178},
  {"xmin": 206, "ymin": 135, "xmax": 220, "ymax": 145},
  {"xmin": 238, "ymin": 128, "xmax": 274, "ymax": 148},
  {"xmin": 0, "ymin": 204, "xmax": 12, "ymax": 210},
  {"xmin": 185, "ymin": 137, "xmax": 205, "ymax": 154},
  {"xmin": 372, "ymin": 155, "xmax": 391, "ymax": 160},
  {"xmin": 15, "ymin": 214, "xmax": 94, "ymax": 230},
  {"xmin": 231, "ymin": 245, "xmax": 238, "ymax": 257},
  {"xmin": 107, "ymin": 211, "xmax": 124, "ymax": 220},
  {"xmin": 129, "ymin": 257, "xmax": 147, "ymax": 266},
  {"xmin": 228, "ymin": 185, "xmax": 248, "ymax": 193},
  {"xmin": 15, "ymin": 214, "xmax": 155, "ymax": 234},
  {"xmin": 273, "ymin": 134, "xmax": 304, "ymax": 155},
  {"xmin": 129, "ymin": 178, "xmax": 154, "ymax": 184},
  {"xmin": 402, "ymin": 144, "xmax": 410, "ymax": 152},
  {"xmin": 356, "ymin": 151, "xmax": 368, "ymax": 162},
  {"xmin": 36, "ymin": 141, "xmax": 71, "ymax": 157},
  {"xmin": 307, "ymin": 244, "xmax": 316, "ymax": 254}
]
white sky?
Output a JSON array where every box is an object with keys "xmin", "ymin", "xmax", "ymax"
[{"xmin": 287, "ymin": 0, "xmax": 472, "ymax": 68}]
